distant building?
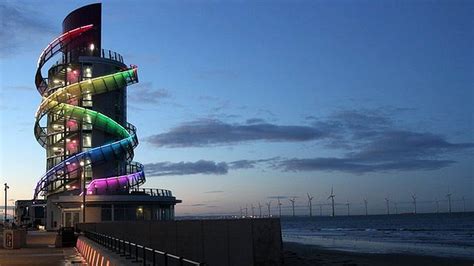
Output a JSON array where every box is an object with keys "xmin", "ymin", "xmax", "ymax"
[{"xmin": 33, "ymin": 3, "xmax": 180, "ymax": 231}]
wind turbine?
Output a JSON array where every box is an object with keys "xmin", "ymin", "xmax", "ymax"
[
  {"xmin": 446, "ymin": 192, "xmax": 452, "ymax": 213},
  {"xmin": 319, "ymin": 204, "xmax": 323, "ymax": 216},
  {"xmin": 258, "ymin": 202, "xmax": 263, "ymax": 218},
  {"xmin": 385, "ymin": 198, "xmax": 390, "ymax": 215},
  {"xmin": 277, "ymin": 197, "xmax": 282, "ymax": 217},
  {"xmin": 289, "ymin": 197, "xmax": 296, "ymax": 217},
  {"xmin": 240, "ymin": 206, "xmax": 243, "ymax": 217},
  {"xmin": 412, "ymin": 194, "xmax": 417, "ymax": 214},
  {"xmin": 245, "ymin": 204, "xmax": 248, "ymax": 217},
  {"xmin": 394, "ymin": 202, "xmax": 399, "ymax": 215},
  {"xmin": 307, "ymin": 193, "xmax": 314, "ymax": 217},
  {"xmin": 251, "ymin": 204, "xmax": 255, "ymax": 217},
  {"xmin": 328, "ymin": 187, "xmax": 336, "ymax": 217},
  {"xmin": 266, "ymin": 201, "xmax": 272, "ymax": 217},
  {"xmin": 345, "ymin": 200, "xmax": 350, "ymax": 216},
  {"xmin": 363, "ymin": 198, "xmax": 368, "ymax": 216}
]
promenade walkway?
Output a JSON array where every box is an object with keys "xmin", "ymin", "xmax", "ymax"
[{"xmin": 0, "ymin": 229, "xmax": 85, "ymax": 266}]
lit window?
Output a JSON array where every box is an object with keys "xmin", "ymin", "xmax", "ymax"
[
  {"xmin": 83, "ymin": 133, "xmax": 92, "ymax": 148},
  {"xmin": 84, "ymin": 67, "xmax": 92, "ymax": 78}
]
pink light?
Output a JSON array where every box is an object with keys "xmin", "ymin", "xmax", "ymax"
[
  {"xmin": 37, "ymin": 24, "xmax": 93, "ymax": 67},
  {"xmin": 67, "ymin": 120, "xmax": 77, "ymax": 127}
]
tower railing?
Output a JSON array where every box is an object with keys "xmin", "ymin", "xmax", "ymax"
[
  {"xmin": 50, "ymin": 47, "xmax": 125, "ymax": 68},
  {"xmin": 130, "ymin": 188, "xmax": 173, "ymax": 197}
]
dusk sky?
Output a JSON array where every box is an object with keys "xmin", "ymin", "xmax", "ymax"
[{"xmin": 0, "ymin": 0, "xmax": 472, "ymax": 216}]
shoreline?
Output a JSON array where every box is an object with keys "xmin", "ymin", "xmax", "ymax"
[{"xmin": 283, "ymin": 241, "xmax": 474, "ymax": 266}]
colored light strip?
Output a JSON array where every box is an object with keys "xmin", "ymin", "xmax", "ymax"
[
  {"xmin": 33, "ymin": 25, "xmax": 145, "ymax": 199},
  {"xmin": 37, "ymin": 24, "xmax": 94, "ymax": 67}
]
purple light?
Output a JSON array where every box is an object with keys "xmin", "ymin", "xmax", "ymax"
[{"xmin": 86, "ymin": 172, "xmax": 142, "ymax": 195}]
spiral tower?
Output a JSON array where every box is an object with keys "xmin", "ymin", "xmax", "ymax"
[
  {"xmin": 34, "ymin": 4, "xmax": 145, "ymax": 200},
  {"xmin": 34, "ymin": 4, "xmax": 179, "ymax": 231}
]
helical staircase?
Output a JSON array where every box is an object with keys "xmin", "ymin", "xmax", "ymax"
[{"xmin": 33, "ymin": 24, "xmax": 145, "ymax": 199}]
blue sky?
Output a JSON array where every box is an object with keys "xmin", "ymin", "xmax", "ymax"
[{"xmin": 0, "ymin": 0, "xmax": 472, "ymax": 216}]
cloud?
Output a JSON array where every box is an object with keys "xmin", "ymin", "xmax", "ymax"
[
  {"xmin": 351, "ymin": 130, "xmax": 474, "ymax": 161},
  {"xmin": 128, "ymin": 82, "xmax": 170, "ymax": 104},
  {"xmin": 141, "ymin": 128, "xmax": 471, "ymax": 176},
  {"xmin": 204, "ymin": 190, "xmax": 224, "ymax": 194},
  {"xmin": 229, "ymin": 160, "xmax": 257, "ymax": 169},
  {"xmin": 275, "ymin": 129, "xmax": 473, "ymax": 174},
  {"xmin": 229, "ymin": 158, "xmax": 279, "ymax": 169},
  {"xmin": 145, "ymin": 119, "xmax": 326, "ymax": 148},
  {"xmin": 0, "ymin": 3, "xmax": 56, "ymax": 58},
  {"xmin": 246, "ymin": 118, "xmax": 266, "ymax": 124},
  {"xmin": 144, "ymin": 160, "xmax": 228, "ymax": 176},
  {"xmin": 276, "ymin": 157, "xmax": 456, "ymax": 174},
  {"xmin": 143, "ymin": 108, "xmax": 473, "ymax": 174},
  {"xmin": 142, "ymin": 158, "xmax": 279, "ymax": 177},
  {"xmin": 329, "ymin": 109, "xmax": 392, "ymax": 131}
]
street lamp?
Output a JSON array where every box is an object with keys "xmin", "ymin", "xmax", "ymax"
[{"xmin": 4, "ymin": 183, "xmax": 9, "ymax": 222}]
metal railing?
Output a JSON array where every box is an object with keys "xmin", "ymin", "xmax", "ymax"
[
  {"xmin": 101, "ymin": 48, "xmax": 124, "ymax": 63},
  {"xmin": 83, "ymin": 230, "xmax": 204, "ymax": 266},
  {"xmin": 131, "ymin": 188, "xmax": 173, "ymax": 197},
  {"xmin": 51, "ymin": 47, "xmax": 124, "ymax": 68}
]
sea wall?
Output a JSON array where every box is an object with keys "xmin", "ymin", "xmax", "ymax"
[{"xmin": 77, "ymin": 218, "xmax": 283, "ymax": 266}]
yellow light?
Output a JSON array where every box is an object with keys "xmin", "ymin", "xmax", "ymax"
[
  {"xmin": 79, "ymin": 161, "xmax": 85, "ymax": 166},
  {"xmin": 65, "ymin": 185, "xmax": 70, "ymax": 189},
  {"xmin": 53, "ymin": 79, "xmax": 61, "ymax": 84},
  {"xmin": 89, "ymin": 43, "xmax": 95, "ymax": 51}
]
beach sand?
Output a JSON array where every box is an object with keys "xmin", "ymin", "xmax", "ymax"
[{"xmin": 283, "ymin": 241, "xmax": 474, "ymax": 266}]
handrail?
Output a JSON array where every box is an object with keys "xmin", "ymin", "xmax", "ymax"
[
  {"xmin": 50, "ymin": 47, "xmax": 124, "ymax": 69},
  {"xmin": 83, "ymin": 230, "xmax": 204, "ymax": 266},
  {"xmin": 131, "ymin": 188, "xmax": 173, "ymax": 197}
]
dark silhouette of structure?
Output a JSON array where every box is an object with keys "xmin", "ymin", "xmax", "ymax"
[{"xmin": 328, "ymin": 187, "xmax": 335, "ymax": 217}]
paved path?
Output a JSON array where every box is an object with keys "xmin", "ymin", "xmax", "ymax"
[{"xmin": 0, "ymin": 230, "xmax": 86, "ymax": 266}]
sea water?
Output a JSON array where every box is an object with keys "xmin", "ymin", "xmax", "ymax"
[{"xmin": 281, "ymin": 212, "xmax": 474, "ymax": 259}]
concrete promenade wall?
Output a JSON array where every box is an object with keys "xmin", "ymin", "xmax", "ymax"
[{"xmin": 77, "ymin": 218, "xmax": 283, "ymax": 266}]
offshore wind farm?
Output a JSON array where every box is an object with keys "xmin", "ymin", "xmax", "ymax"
[
  {"xmin": 236, "ymin": 191, "xmax": 470, "ymax": 218},
  {"xmin": 231, "ymin": 190, "xmax": 474, "ymax": 261}
]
